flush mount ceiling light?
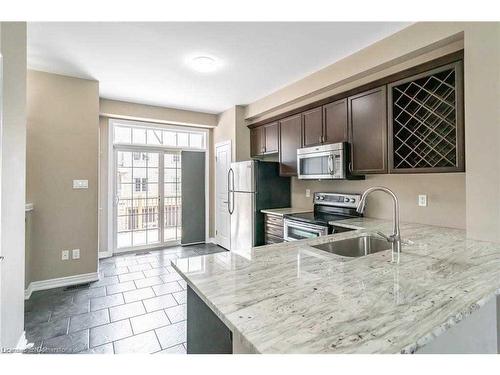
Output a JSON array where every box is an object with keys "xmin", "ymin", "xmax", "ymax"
[{"xmin": 189, "ymin": 55, "xmax": 219, "ymax": 73}]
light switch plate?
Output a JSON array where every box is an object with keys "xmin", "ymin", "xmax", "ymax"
[
  {"xmin": 72, "ymin": 249, "xmax": 80, "ymax": 260},
  {"xmin": 61, "ymin": 250, "xmax": 70, "ymax": 260},
  {"xmin": 306, "ymin": 189, "xmax": 311, "ymax": 198},
  {"xmin": 73, "ymin": 180, "xmax": 88, "ymax": 189},
  {"xmin": 418, "ymin": 194, "xmax": 428, "ymax": 207}
]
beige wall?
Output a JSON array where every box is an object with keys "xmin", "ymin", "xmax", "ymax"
[
  {"xmin": 100, "ymin": 98, "xmax": 217, "ymax": 128},
  {"xmin": 242, "ymin": 22, "xmax": 500, "ymax": 242},
  {"xmin": 292, "ymin": 174, "xmax": 465, "ymax": 229},
  {"xmin": 27, "ymin": 70, "xmax": 99, "ymax": 282},
  {"xmin": 0, "ymin": 22, "xmax": 27, "ymax": 349}
]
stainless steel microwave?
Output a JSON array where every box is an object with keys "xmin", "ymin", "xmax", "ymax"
[{"xmin": 297, "ymin": 142, "xmax": 363, "ymax": 180}]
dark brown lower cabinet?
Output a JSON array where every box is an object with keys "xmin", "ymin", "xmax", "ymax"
[
  {"xmin": 264, "ymin": 213, "xmax": 284, "ymax": 244},
  {"xmin": 279, "ymin": 114, "xmax": 302, "ymax": 176},
  {"xmin": 348, "ymin": 86, "xmax": 388, "ymax": 174}
]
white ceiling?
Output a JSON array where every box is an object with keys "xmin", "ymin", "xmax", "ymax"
[{"xmin": 28, "ymin": 22, "xmax": 410, "ymax": 114}]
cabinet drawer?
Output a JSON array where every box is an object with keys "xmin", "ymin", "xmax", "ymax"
[
  {"xmin": 265, "ymin": 214, "xmax": 283, "ymax": 226},
  {"xmin": 265, "ymin": 233, "xmax": 283, "ymax": 245},
  {"xmin": 264, "ymin": 223, "xmax": 283, "ymax": 237}
]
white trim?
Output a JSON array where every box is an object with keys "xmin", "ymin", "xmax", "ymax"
[
  {"xmin": 16, "ymin": 331, "xmax": 27, "ymax": 350},
  {"xmin": 207, "ymin": 237, "xmax": 216, "ymax": 244},
  {"xmin": 24, "ymin": 272, "xmax": 99, "ymax": 300},
  {"xmin": 98, "ymin": 250, "xmax": 113, "ymax": 259},
  {"xmin": 214, "ymin": 140, "xmax": 232, "ymax": 249},
  {"xmin": 107, "ymin": 118, "xmax": 210, "ymax": 256}
]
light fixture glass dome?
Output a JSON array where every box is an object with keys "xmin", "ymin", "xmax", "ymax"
[{"xmin": 190, "ymin": 56, "xmax": 218, "ymax": 73}]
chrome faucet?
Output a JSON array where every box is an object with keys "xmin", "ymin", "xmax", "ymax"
[{"xmin": 356, "ymin": 187, "xmax": 402, "ymax": 263}]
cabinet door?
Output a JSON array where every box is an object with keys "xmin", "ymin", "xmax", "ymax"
[
  {"xmin": 348, "ymin": 86, "xmax": 387, "ymax": 174},
  {"xmin": 302, "ymin": 107, "xmax": 323, "ymax": 147},
  {"xmin": 264, "ymin": 122, "xmax": 279, "ymax": 154},
  {"xmin": 250, "ymin": 127, "xmax": 264, "ymax": 157},
  {"xmin": 323, "ymin": 99, "xmax": 348, "ymax": 144},
  {"xmin": 279, "ymin": 114, "xmax": 302, "ymax": 176}
]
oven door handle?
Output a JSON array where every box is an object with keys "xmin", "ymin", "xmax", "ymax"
[{"xmin": 284, "ymin": 219, "xmax": 328, "ymax": 241}]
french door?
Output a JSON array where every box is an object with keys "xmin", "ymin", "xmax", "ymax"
[{"xmin": 114, "ymin": 147, "xmax": 181, "ymax": 252}]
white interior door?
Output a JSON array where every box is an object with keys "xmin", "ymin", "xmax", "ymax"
[{"xmin": 215, "ymin": 142, "xmax": 231, "ymax": 250}]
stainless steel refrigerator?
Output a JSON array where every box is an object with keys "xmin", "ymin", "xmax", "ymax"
[{"xmin": 227, "ymin": 160, "xmax": 290, "ymax": 252}]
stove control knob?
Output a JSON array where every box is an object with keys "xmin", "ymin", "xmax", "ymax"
[
  {"xmin": 344, "ymin": 197, "xmax": 350, "ymax": 203},
  {"xmin": 350, "ymin": 198, "xmax": 356, "ymax": 203},
  {"xmin": 318, "ymin": 195, "xmax": 324, "ymax": 200}
]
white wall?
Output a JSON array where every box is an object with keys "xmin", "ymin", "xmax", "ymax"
[{"xmin": 0, "ymin": 22, "xmax": 27, "ymax": 349}]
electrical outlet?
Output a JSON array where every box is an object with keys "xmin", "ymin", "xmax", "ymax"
[
  {"xmin": 61, "ymin": 250, "xmax": 70, "ymax": 260},
  {"xmin": 73, "ymin": 179, "xmax": 88, "ymax": 189},
  {"xmin": 306, "ymin": 189, "xmax": 311, "ymax": 198},
  {"xmin": 418, "ymin": 194, "xmax": 428, "ymax": 207},
  {"xmin": 72, "ymin": 249, "xmax": 80, "ymax": 260}
]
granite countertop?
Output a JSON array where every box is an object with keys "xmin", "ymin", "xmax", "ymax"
[
  {"xmin": 260, "ymin": 207, "xmax": 312, "ymax": 216},
  {"xmin": 172, "ymin": 218, "xmax": 500, "ymax": 353}
]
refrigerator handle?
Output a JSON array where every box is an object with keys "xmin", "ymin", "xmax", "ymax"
[{"xmin": 228, "ymin": 168, "xmax": 235, "ymax": 215}]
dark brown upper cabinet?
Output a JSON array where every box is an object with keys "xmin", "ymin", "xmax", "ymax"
[
  {"xmin": 250, "ymin": 126, "xmax": 265, "ymax": 157},
  {"xmin": 323, "ymin": 98, "xmax": 348, "ymax": 144},
  {"xmin": 348, "ymin": 86, "xmax": 388, "ymax": 174},
  {"xmin": 302, "ymin": 107, "xmax": 323, "ymax": 147},
  {"xmin": 250, "ymin": 122, "xmax": 279, "ymax": 157},
  {"xmin": 388, "ymin": 61, "xmax": 464, "ymax": 173},
  {"xmin": 264, "ymin": 122, "xmax": 279, "ymax": 154},
  {"xmin": 279, "ymin": 114, "xmax": 302, "ymax": 176}
]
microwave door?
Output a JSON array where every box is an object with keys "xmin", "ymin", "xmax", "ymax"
[{"xmin": 298, "ymin": 151, "xmax": 332, "ymax": 180}]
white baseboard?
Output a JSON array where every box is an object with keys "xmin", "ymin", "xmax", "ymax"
[
  {"xmin": 16, "ymin": 331, "xmax": 27, "ymax": 350},
  {"xmin": 98, "ymin": 250, "xmax": 113, "ymax": 259},
  {"xmin": 24, "ymin": 272, "xmax": 100, "ymax": 300}
]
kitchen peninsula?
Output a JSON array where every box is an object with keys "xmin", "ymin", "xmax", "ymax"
[{"xmin": 172, "ymin": 218, "xmax": 500, "ymax": 354}]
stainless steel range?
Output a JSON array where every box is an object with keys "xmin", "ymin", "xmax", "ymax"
[{"xmin": 283, "ymin": 192, "xmax": 362, "ymax": 241}]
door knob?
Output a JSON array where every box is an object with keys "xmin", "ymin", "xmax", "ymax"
[{"xmin": 0, "ymin": 256, "xmax": 4, "ymax": 261}]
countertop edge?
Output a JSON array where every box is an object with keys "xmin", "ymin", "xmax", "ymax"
[{"xmin": 170, "ymin": 261, "xmax": 262, "ymax": 354}]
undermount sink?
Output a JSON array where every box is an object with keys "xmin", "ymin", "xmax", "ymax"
[{"xmin": 312, "ymin": 234, "xmax": 391, "ymax": 257}]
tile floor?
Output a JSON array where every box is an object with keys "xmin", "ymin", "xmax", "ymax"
[{"xmin": 24, "ymin": 243, "xmax": 225, "ymax": 354}]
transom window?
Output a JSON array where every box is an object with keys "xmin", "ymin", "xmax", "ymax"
[{"xmin": 113, "ymin": 122, "xmax": 206, "ymax": 149}]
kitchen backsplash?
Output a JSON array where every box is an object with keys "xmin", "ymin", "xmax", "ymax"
[{"xmin": 291, "ymin": 173, "xmax": 465, "ymax": 229}]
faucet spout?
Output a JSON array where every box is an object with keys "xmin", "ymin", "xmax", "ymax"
[{"xmin": 357, "ymin": 186, "xmax": 402, "ymax": 263}]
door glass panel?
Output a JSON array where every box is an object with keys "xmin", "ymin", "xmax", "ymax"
[
  {"xmin": 299, "ymin": 155, "xmax": 329, "ymax": 176},
  {"xmin": 164, "ymin": 152, "xmax": 181, "ymax": 242},
  {"xmin": 132, "ymin": 128, "xmax": 147, "ymax": 144},
  {"xmin": 116, "ymin": 150, "xmax": 161, "ymax": 249},
  {"xmin": 177, "ymin": 133, "xmax": 188, "ymax": 147},
  {"xmin": 114, "ymin": 126, "xmax": 132, "ymax": 144}
]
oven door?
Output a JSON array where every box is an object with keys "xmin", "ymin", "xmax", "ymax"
[{"xmin": 284, "ymin": 219, "xmax": 328, "ymax": 241}]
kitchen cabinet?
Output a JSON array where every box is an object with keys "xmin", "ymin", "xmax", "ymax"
[
  {"xmin": 348, "ymin": 86, "xmax": 388, "ymax": 174},
  {"xmin": 387, "ymin": 61, "xmax": 464, "ymax": 173},
  {"xmin": 323, "ymin": 98, "xmax": 348, "ymax": 144},
  {"xmin": 250, "ymin": 122, "xmax": 278, "ymax": 157},
  {"xmin": 250, "ymin": 126, "xmax": 265, "ymax": 157},
  {"xmin": 264, "ymin": 213, "xmax": 284, "ymax": 244},
  {"xmin": 264, "ymin": 122, "xmax": 279, "ymax": 154},
  {"xmin": 302, "ymin": 107, "xmax": 323, "ymax": 147},
  {"xmin": 279, "ymin": 114, "xmax": 302, "ymax": 176}
]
